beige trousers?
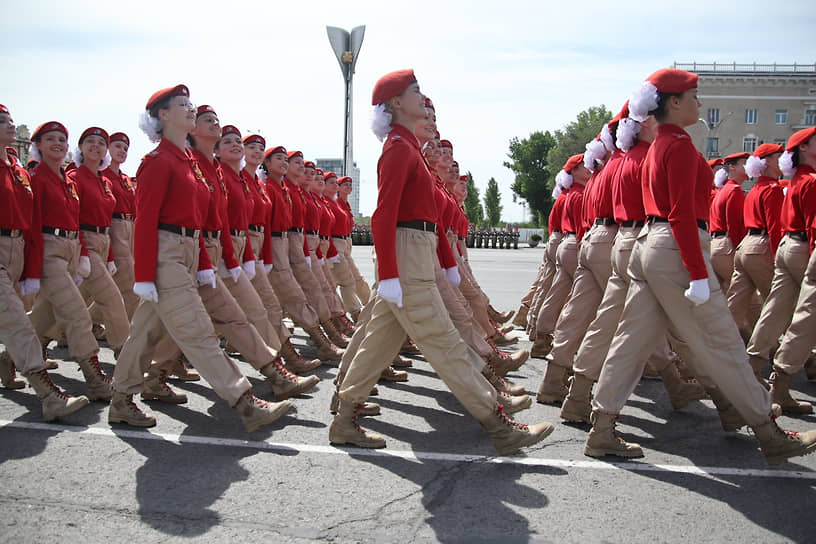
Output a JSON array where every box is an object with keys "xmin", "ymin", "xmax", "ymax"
[
  {"xmin": 726, "ymin": 233, "xmax": 774, "ymax": 340},
  {"xmin": 288, "ymin": 231, "xmax": 331, "ymax": 322},
  {"xmin": 709, "ymin": 235, "xmax": 735, "ymax": 294},
  {"xmin": 109, "ymin": 217, "xmax": 139, "ymax": 319},
  {"xmin": 343, "ymin": 238, "xmax": 371, "ymax": 303},
  {"xmin": 530, "ymin": 232, "xmax": 563, "ymax": 319},
  {"xmin": 266, "ymin": 234, "xmax": 319, "ymax": 328},
  {"xmin": 536, "ymin": 233, "xmax": 579, "ymax": 336},
  {"xmin": 774, "ymin": 249, "xmax": 816, "ymax": 375},
  {"xmin": 247, "ymin": 230, "xmax": 289, "ymax": 342},
  {"xmin": 329, "ymin": 237, "xmax": 363, "ymax": 315},
  {"xmin": 307, "ymin": 234, "xmax": 345, "ymax": 317}
]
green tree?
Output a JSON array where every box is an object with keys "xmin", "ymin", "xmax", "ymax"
[
  {"xmin": 483, "ymin": 177, "xmax": 502, "ymax": 227},
  {"xmin": 503, "ymin": 130, "xmax": 556, "ymax": 226},
  {"xmin": 547, "ymin": 105, "xmax": 612, "ymax": 179},
  {"xmin": 463, "ymin": 171, "xmax": 484, "ymax": 226}
]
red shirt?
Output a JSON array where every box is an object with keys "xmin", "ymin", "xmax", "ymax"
[
  {"xmin": 548, "ymin": 191, "xmax": 567, "ymax": 235},
  {"xmin": 223, "ymin": 164, "xmax": 255, "ymax": 262},
  {"xmin": 266, "ymin": 176, "xmax": 293, "ymax": 233},
  {"xmin": 782, "ymin": 165, "xmax": 816, "ymax": 252},
  {"xmin": 432, "ymin": 181, "xmax": 457, "ymax": 269},
  {"xmin": 642, "ymin": 124, "xmax": 713, "ymax": 280},
  {"xmin": 613, "ymin": 140, "xmax": 649, "ymax": 223},
  {"xmin": 709, "ymin": 179, "xmax": 746, "ymax": 246},
  {"xmin": 284, "ymin": 178, "xmax": 306, "ymax": 229},
  {"xmin": 193, "ymin": 150, "xmax": 238, "ymax": 270},
  {"xmin": 338, "ymin": 198, "xmax": 354, "ymax": 234},
  {"xmin": 319, "ymin": 196, "xmax": 339, "ymax": 258},
  {"xmin": 103, "ymin": 166, "xmax": 136, "ymax": 215},
  {"xmin": 561, "ymin": 182, "xmax": 586, "ymax": 241},
  {"xmin": 1, "ymin": 155, "xmax": 34, "ymax": 231},
  {"xmin": 71, "ymin": 165, "xmax": 116, "ymax": 229},
  {"xmin": 743, "ymin": 176, "xmax": 784, "ymax": 254},
  {"xmin": 243, "ymin": 168, "xmax": 273, "ymax": 264},
  {"xmin": 133, "ymin": 139, "xmax": 212, "ymax": 282},
  {"xmin": 303, "ymin": 191, "xmax": 322, "ymax": 232},
  {"xmin": 371, "ymin": 123, "xmax": 438, "ymax": 280},
  {"xmin": 587, "ymin": 150, "xmax": 624, "ymax": 223}
]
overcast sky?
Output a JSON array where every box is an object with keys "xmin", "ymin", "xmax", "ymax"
[{"xmin": 3, "ymin": 0, "xmax": 815, "ymax": 221}]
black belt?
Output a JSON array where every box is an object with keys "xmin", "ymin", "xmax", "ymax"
[
  {"xmin": 711, "ymin": 231, "xmax": 728, "ymax": 238},
  {"xmin": 269, "ymin": 231, "xmax": 285, "ymax": 237},
  {"xmin": 288, "ymin": 227, "xmax": 303, "ymax": 233},
  {"xmin": 42, "ymin": 226, "xmax": 78, "ymax": 239},
  {"xmin": 551, "ymin": 229, "xmax": 562, "ymax": 234},
  {"xmin": 0, "ymin": 228, "xmax": 23, "ymax": 237},
  {"xmin": 158, "ymin": 223, "xmax": 199, "ymax": 238},
  {"xmin": 788, "ymin": 231, "xmax": 808, "ymax": 242},
  {"xmin": 565, "ymin": 231, "xmax": 577, "ymax": 236},
  {"xmin": 305, "ymin": 230, "xmax": 319, "ymax": 235},
  {"xmin": 620, "ymin": 220, "xmax": 645, "ymax": 228},
  {"xmin": 319, "ymin": 235, "xmax": 330, "ymax": 240},
  {"xmin": 202, "ymin": 230, "xmax": 220, "ymax": 239},
  {"xmin": 80, "ymin": 224, "xmax": 109, "ymax": 234},
  {"xmin": 229, "ymin": 229, "xmax": 246, "ymax": 237},
  {"xmin": 748, "ymin": 228, "xmax": 767, "ymax": 235},
  {"xmin": 248, "ymin": 224, "xmax": 264, "ymax": 233},
  {"xmin": 332, "ymin": 235, "xmax": 349, "ymax": 240},
  {"xmin": 594, "ymin": 217, "xmax": 616, "ymax": 226},
  {"xmin": 397, "ymin": 220, "xmax": 436, "ymax": 233},
  {"xmin": 112, "ymin": 213, "xmax": 134, "ymax": 220},
  {"xmin": 647, "ymin": 216, "xmax": 708, "ymax": 231},
  {"xmin": 458, "ymin": 236, "xmax": 465, "ymax": 241}
]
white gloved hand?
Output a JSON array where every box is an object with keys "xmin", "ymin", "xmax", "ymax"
[
  {"xmin": 305, "ymin": 255, "xmax": 311, "ymax": 266},
  {"xmin": 107, "ymin": 261, "xmax": 117, "ymax": 276},
  {"xmin": 263, "ymin": 262, "xmax": 274, "ymax": 274},
  {"xmin": 329, "ymin": 255, "xmax": 341, "ymax": 264},
  {"xmin": 197, "ymin": 268, "xmax": 217, "ymax": 288},
  {"xmin": 19, "ymin": 278, "xmax": 40, "ymax": 296},
  {"xmin": 133, "ymin": 281, "xmax": 159, "ymax": 303},
  {"xmin": 318, "ymin": 257, "xmax": 325, "ymax": 265},
  {"xmin": 73, "ymin": 274, "xmax": 84, "ymax": 286},
  {"xmin": 444, "ymin": 266, "xmax": 461, "ymax": 287},
  {"xmin": 77, "ymin": 255, "xmax": 91, "ymax": 278},
  {"xmin": 378, "ymin": 277, "xmax": 403, "ymax": 308},
  {"xmin": 228, "ymin": 265, "xmax": 242, "ymax": 283},
  {"xmin": 684, "ymin": 278, "xmax": 710, "ymax": 306},
  {"xmin": 242, "ymin": 261, "xmax": 256, "ymax": 281}
]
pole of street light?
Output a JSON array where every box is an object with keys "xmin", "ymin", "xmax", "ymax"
[{"xmin": 326, "ymin": 25, "xmax": 365, "ymax": 177}]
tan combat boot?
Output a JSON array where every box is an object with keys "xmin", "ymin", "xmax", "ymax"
[
  {"xmin": 260, "ymin": 357, "xmax": 320, "ymax": 400},
  {"xmin": 482, "ymin": 360, "xmax": 526, "ymax": 396},
  {"xmin": 77, "ymin": 355, "xmax": 113, "ymax": 401},
  {"xmin": 752, "ymin": 417, "xmax": 816, "ymax": 465},
  {"xmin": 560, "ymin": 374, "xmax": 594, "ymax": 424},
  {"xmin": 480, "ymin": 402, "xmax": 554, "ymax": 456},
  {"xmin": 321, "ymin": 320, "xmax": 349, "ymax": 348},
  {"xmin": 306, "ymin": 325, "xmax": 344, "ymax": 361},
  {"xmin": 142, "ymin": 367, "xmax": 188, "ymax": 404},
  {"xmin": 584, "ymin": 411, "xmax": 643, "ymax": 458},
  {"xmin": 488, "ymin": 305, "xmax": 514, "ymax": 324},
  {"xmin": 499, "ymin": 391, "xmax": 532, "ymax": 414},
  {"xmin": 233, "ymin": 391, "xmax": 293, "ymax": 432},
  {"xmin": 108, "ymin": 391, "xmax": 157, "ymax": 427},
  {"xmin": 536, "ymin": 361, "xmax": 569, "ymax": 405},
  {"xmin": 379, "ymin": 365, "xmax": 408, "ymax": 382},
  {"xmin": 488, "ymin": 347, "xmax": 529, "ymax": 378},
  {"xmin": 0, "ymin": 350, "xmax": 25, "ymax": 389},
  {"xmin": 706, "ymin": 387, "xmax": 746, "ymax": 432},
  {"xmin": 748, "ymin": 355, "xmax": 770, "ymax": 390},
  {"xmin": 41, "ymin": 345, "xmax": 58, "ymax": 370},
  {"xmin": 329, "ymin": 399, "xmax": 387, "ymax": 448},
  {"xmin": 511, "ymin": 305, "xmax": 529, "ymax": 328},
  {"xmin": 401, "ymin": 339, "xmax": 420, "ymax": 355},
  {"xmin": 659, "ymin": 364, "xmax": 706, "ymax": 410},
  {"xmin": 279, "ymin": 338, "xmax": 321, "ymax": 374},
  {"xmin": 769, "ymin": 367, "xmax": 813, "ymax": 414},
  {"xmin": 492, "ymin": 329, "xmax": 519, "ymax": 347},
  {"xmin": 332, "ymin": 316, "xmax": 355, "ymax": 337},
  {"xmin": 26, "ymin": 369, "xmax": 89, "ymax": 421},
  {"xmin": 330, "ymin": 372, "xmax": 380, "ymax": 415},
  {"xmin": 167, "ymin": 354, "xmax": 201, "ymax": 381},
  {"xmin": 530, "ymin": 333, "xmax": 553, "ymax": 358},
  {"xmin": 392, "ymin": 354, "xmax": 412, "ymax": 368}
]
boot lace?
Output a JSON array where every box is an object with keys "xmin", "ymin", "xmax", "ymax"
[
  {"xmin": 89, "ymin": 357, "xmax": 112, "ymax": 384},
  {"xmin": 271, "ymin": 357, "xmax": 298, "ymax": 383},
  {"xmin": 496, "ymin": 404, "xmax": 528, "ymax": 431},
  {"xmin": 36, "ymin": 369, "xmax": 69, "ymax": 400}
]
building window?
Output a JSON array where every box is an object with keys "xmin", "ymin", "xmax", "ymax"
[
  {"xmin": 806, "ymin": 109, "xmax": 816, "ymax": 125},
  {"xmin": 706, "ymin": 137, "xmax": 719, "ymax": 154},
  {"xmin": 707, "ymin": 108, "xmax": 720, "ymax": 126},
  {"xmin": 775, "ymin": 109, "xmax": 788, "ymax": 125},
  {"xmin": 745, "ymin": 109, "xmax": 758, "ymax": 124},
  {"xmin": 774, "ymin": 139, "xmax": 786, "ymax": 146},
  {"xmin": 743, "ymin": 136, "xmax": 758, "ymax": 152}
]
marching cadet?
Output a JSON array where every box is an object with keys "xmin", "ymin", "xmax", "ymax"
[
  {"xmin": 336, "ymin": 175, "xmax": 371, "ymax": 306},
  {"xmin": 323, "ymin": 172, "xmax": 364, "ymax": 320},
  {"xmin": 709, "ymin": 151, "xmax": 748, "ymax": 293},
  {"xmin": 330, "ymin": 69, "xmax": 554, "ymax": 455},
  {"xmin": 0, "ymin": 105, "xmax": 89, "ymax": 420},
  {"xmin": 584, "ymin": 69, "xmax": 816, "ymax": 465}
]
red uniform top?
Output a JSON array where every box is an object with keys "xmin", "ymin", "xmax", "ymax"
[
  {"xmin": 743, "ymin": 176, "xmax": 784, "ymax": 254},
  {"xmin": 1, "ymin": 154, "xmax": 34, "ymax": 231},
  {"xmin": 319, "ymin": 195, "xmax": 339, "ymax": 259},
  {"xmin": 326, "ymin": 198, "xmax": 347, "ymax": 237},
  {"xmin": 266, "ymin": 176, "xmax": 293, "ymax": 233},
  {"xmin": 133, "ymin": 139, "xmax": 212, "ymax": 282},
  {"xmin": 612, "ymin": 140, "xmax": 650, "ymax": 223},
  {"xmin": 431, "ymin": 181, "xmax": 457, "ymax": 269},
  {"xmin": 103, "ymin": 166, "xmax": 136, "ymax": 216},
  {"xmin": 548, "ymin": 191, "xmax": 567, "ymax": 235},
  {"xmin": 587, "ymin": 150, "xmax": 624, "ymax": 223},
  {"xmin": 284, "ymin": 178, "xmax": 306, "ymax": 229},
  {"xmin": 337, "ymin": 198, "xmax": 354, "ymax": 235},
  {"xmin": 303, "ymin": 191, "xmax": 322, "ymax": 232},
  {"xmin": 243, "ymin": 168, "xmax": 273, "ymax": 264},
  {"xmin": 580, "ymin": 171, "xmax": 600, "ymax": 229},
  {"xmin": 222, "ymin": 164, "xmax": 255, "ymax": 263},
  {"xmin": 70, "ymin": 164, "xmax": 116, "ymax": 261},
  {"xmin": 371, "ymin": 123, "xmax": 438, "ymax": 280},
  {"xmin": 781, "ymin": 165, "xmax": 816, "ymax": 252},
  {"xmin": 709, "ymin": 179, "xmax": 746, "ymax": 246},
  {"xmin": 193, "ymin": 150, "xmax": 238, "ymax": 271},
  {"xmin": 642, "ymin": 124, "xmax": 713, "ymax": 281},
  {"xmin": 561, "ymin": 182, "xmax": 586, "ymax": 241}
]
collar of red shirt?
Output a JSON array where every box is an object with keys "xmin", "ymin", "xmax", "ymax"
[
  {"xmin": 158, "ymin": 138, "xmax": 194, "ymax": 161},
  {"xmin": 388, "ymin": 123, "xmax": 420, "ymax": 150}
]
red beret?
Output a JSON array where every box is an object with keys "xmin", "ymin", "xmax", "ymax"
[
  {"xmin": 723, "ymin": 152, "xmax": 750, "ymax": 163},
  {"xmin": 109, "ymin": 132, "xmax": 129, "ymax": 146},
  {"xmin": 243, "ymin": 134, "xmax": 265, "ymax": 148},
  {"xmin": 264, "ymin": 146, "xmax": 287, "ymax": 159},
  {"xmin": 303, "ymin": 161, "xmax": 316, "ymax": 169},
  {"xmin": 197, "ymin": 105, "xmax": 217, "ymax": 118},
  {"xmin": 221, "ymin": 125, "xmax": 241, "ymax": 138},
  {"xmin": 0, "ymin": 105, "xmax": 8, "ymax": 115},
  {"xmin": 563, "ymin": 153, "xmax": 584, "ymax": 173},
  {"xmin": 32, "ymin": 121, "xmax": 68, "ymax": 140},
  {"xmin": 707, "ymin": 158, "xmax": 723, "ymax": 167},
  {"xmin": 323, "ymin": 171, "xmax": 338, "ymax": 180},
  {"xmin": 425, "ymin": 97, "xmax": 434, "ymax": 110},
  {"xmin": 451, "ymin": 160, "xmax": 459, "ymax": 168},
  {"xmin": 610, "ymin": 101, "xmax": 630, "ymax": 127},
  {"xmin": 440, "ymin": 140, "xmax": 453, "ymax": 149},
  {"xmin": 646, "ymin": 69, "xmax": 698, "ymax": 94},
  {"xmin": 315, "ymin": 168, "xmax": 323, "ymax": 176},
  {"xmin": 459, "ymin": 175, "xmax": 468, "ymax": 181},
  {"xmin": 787, "ymin": 126, "xmax": 816, "ymax": 152},
  {"xmin": 371, "ymin": 69, "xmax": 416, "ymax": 105},
  {"xmin": 79, "ymin": 127, "xmax": 109, "ymax": 146},
  {"xmin": 752, "ymin": 143, "xmax": 784, "ymax": 159},
  {"xmin": 146, "ymin": 84, "xmax": 189, "ymax": 111},
  {"xmin": 338, "ymin": 176, "xmax": 353, "ymax": 185},
  {"xmin": 287, "ymin": 150, "xmax": 303, "ymax": 160}
]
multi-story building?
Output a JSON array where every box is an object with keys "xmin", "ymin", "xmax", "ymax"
[
  {"xmin": 315, "ymin": 158, "xmax": 361, "ymax": 217},
  {"xmin": 676, "ymin": 62, "xmax": 816, "ymax": 160}
]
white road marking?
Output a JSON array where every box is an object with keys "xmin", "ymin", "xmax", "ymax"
[{"xmin": 2, "ymin": 419, "xmax": 813, "ymax": 480}]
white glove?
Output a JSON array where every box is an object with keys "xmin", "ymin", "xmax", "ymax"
[
  {"xmin": 378, "ymin": 277, "xmax": 403, "ymax": 308},
  {"xmin": 318, "ymin": 257, "xmax": 325, "ymax": 265},
  {"xmin": 263, "ymin": 262, "xmax": 274, "ymax": 274},
  {"xmin": 228, "ymin": 265, "xmax": 242, "ymax": 283},
  {"xmin": 107, "ymin": 261, "xmax": 117, "ymax": 276},
  {"xmin": 19, "ymin": 278, "xmax": 40, "ymax": 296},
  {"xmin": 444, "ymin": 266, "xmax": 461, "ymax": 287},
  {"xmin": 242, "ymin": 261, "xmax": 256, "ymax": 281},
  {"xmin": 133, "ymin": 281, "xmax": 159, "ymax": 303},
  {"xmin": 329, "ymin": 255, "xmax": 341, "ymax": 264},
  {"xmin": 684, "ymin": 278, "xmax": 710, "ymax": 306},
  {"xmin": 77, "ymin": 255, "xmax": 91, "ymax": 278},
  {"xmin": 73, "ymin": 274, "xmax": 84, "ymax": 286},
  {"xmin": 197, "ymin": 268, "xmax": 217, "ymax": 288},
  {"xmin": 305, "ymin": 256, "xmax": 311, "ymax": 266}
]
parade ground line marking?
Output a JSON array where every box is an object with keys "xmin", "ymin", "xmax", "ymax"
[{"xmin": 2, "ymin": 419, "xmax": 814, "ymax": 480}]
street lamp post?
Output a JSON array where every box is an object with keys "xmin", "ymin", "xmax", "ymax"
[{"xmin": 326, "ymin": 25, "xmax": 365, "ymax": 177}]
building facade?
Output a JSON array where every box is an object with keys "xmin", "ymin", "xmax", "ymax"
[
  {"xmin": 675, "ymin": 62, "xmax": 816, "ymax": 160},
  {"xmin": 315, "ymin": 158, "xmax": 361, "ymax": 217}
]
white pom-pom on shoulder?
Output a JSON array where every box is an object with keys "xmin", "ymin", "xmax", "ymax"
[
  {"xmin": 629, "ymin": 81, "xmax": 659, "ymax": 122},
  {"xmin": 551, "ymin": 184, "xmax": 562, "ymax": 199},
  {"xmin": 138, "ymin": 111, "xmax": 162, "ymax": 143},
  {"xmin": 600, "ymin": 124, "xmax": 615, "ymax": 152},
  {"xmin": 744, "ymin": 155, "xmax": 766, "ymax": 179},
  {"xmin": 72, "ymin": 147, "xmax": 83, "ymax": 167},
  {"xmin": 555, "ymin": 169, "xmax": 573, "ymax": 189},
  {"xmin": 713, "ymin": 168, "xmax": 729, "ymax": 189},
  {"xmin": 28, "ymin": 141, "xmax": 42, "ymax": 163},
  {"xmin": 99, "ymin": 150, "xmax": 111, "ymax": 171},
  {"xmin": 584, "ymin": 139, "xmax": 606, "ymax": 171},
  {"xmin": 256, "ymin": 165, "xmax": 267, "ymax": 182},
  {"xmin": 779, "ymin": 150, "xmax": 796, "ymax": 177},
  {"xmin": 616, "ymin": 117, "xmax": 641, "ymax": 152},
  {"xmin": 370, "ymin": 103, "xmax": 393, "ymax": 142}
]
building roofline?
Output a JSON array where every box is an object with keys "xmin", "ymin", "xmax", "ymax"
[{"xmin": 673, "ymin": 62, "xmax": 816, "ymax": 76}]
